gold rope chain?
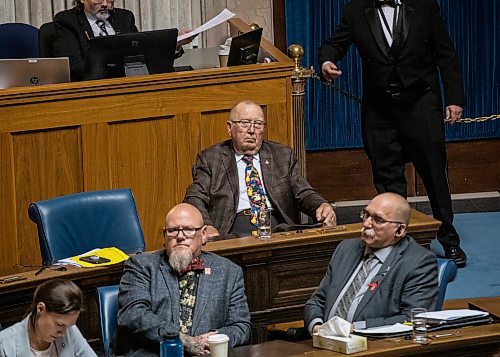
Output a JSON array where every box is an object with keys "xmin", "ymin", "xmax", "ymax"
[{"xmin": 449, "ymin": 114, "xmax": 499, "ymax": 124}]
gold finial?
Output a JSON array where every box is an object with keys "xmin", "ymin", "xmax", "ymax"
[
  {"xmin": 287, "ymin": 44, "xmax": 304, "ymax": 70},
  {"xmin": 248, "ymin": 23, "xmax": 260, "ymax": 30}
]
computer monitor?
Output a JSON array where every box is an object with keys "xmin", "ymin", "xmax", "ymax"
[
  {"xmin": 86, "ymin": 29, "xmax": 178, "ymax": 80},
  {"xmin": 0, "ymin": 57, "xmax": 70, "ymax": 89},
  {"xmin": 227, "ymin": 28, "xmax": 263, "ymax": 67}
]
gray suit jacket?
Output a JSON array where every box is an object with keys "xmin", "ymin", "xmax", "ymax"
[
  {"xmin": 115, "ymin": 250, "xmax": 251, "ymax": 356},
  {"xmin": 0, "ymin": 315, "xmax": 96, "ymax": 357},
  {"xmin": 304, "ymin": 236, "xmax": 438, "ymax": 329},
  {"xmin": 184, "ymin": 140, "xmax": 328, "ymax": 234}
]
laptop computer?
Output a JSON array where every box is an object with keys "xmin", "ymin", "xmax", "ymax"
[{"xmin": 0, "ymin": 57, "xmax": 70, "ymax": 89}]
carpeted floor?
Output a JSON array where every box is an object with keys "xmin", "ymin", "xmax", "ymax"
[{"xmin": 430, "ymin": 212, "xmax": 500, "ymax": 300}]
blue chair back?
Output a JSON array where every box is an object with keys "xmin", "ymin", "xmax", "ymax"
[
  {"xmin": 28, "ymin": 189, "xmax": 145, "ymax": 266},
  {"xmin": 97, "ymin": 285, "xmax": 119, "ymax": 357},
  {"xmin": 436, "ymin": 258, "xmax": 458, "ymax": 310},
  {"xmin": 0, "ymin": 23, "xmax": 39, "ymax": 59}
]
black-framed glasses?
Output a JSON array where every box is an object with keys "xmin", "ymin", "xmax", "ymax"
[
  {"xmin": 163, "ymin": 226, "xmax": 204, "ymax": 238},
  {"xmin": 360, "ymin": 209, "xmax": 404, "ymax": 225},
  {"xmin": 230, "ymin": 120, "xmax": 266, "ymax": 130}
]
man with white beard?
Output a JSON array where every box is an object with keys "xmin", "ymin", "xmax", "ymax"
[
  {"xmin": 115, "ymin": 203, "xmax": 251, "ymax": 356},
  {"xmin": 304, "ymin": 193, "xmax": 438, "ymax": 334}
]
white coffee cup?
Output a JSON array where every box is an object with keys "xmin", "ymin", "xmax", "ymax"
[
  {"xmin": 217, "ymin": 49, "xmax": 229, "ymax": 67},
  {"xmin": 207, "ymin": 333, "xmax": 229, "ymax": 357}
]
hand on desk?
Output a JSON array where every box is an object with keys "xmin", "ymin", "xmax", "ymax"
[
  {"xmin": 183, "ymin": 330, "xmax": 218, "ymax": 355},
  {"xmin": 316, "ymin": 203, "xmax": 337, "ymax": 226}
]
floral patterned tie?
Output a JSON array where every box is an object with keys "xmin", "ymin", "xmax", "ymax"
[{"xmin": 242, "ymin": 155, "xmax": 268, "ymax": 226}]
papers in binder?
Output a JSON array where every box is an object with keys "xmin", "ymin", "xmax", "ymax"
[
  {"xmin": 177, "ymin": 9, "xmax": 236, "ymax": 41},
  {"xmin": 354, "ymin": 323, "xmax": 412, "ymax": 336},
  {"xmin": 57, "ymin": 247, "xmax": 129, "ymax": 267},
  {"xmin": 416, "ymin": 309, "xmax": 489, "ymax": 321}
]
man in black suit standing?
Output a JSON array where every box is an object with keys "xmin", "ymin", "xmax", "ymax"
[
  {"xmin": 53, "ymin": 0, "xmax": 193, "ymax": 81},
  {"xmin": 319, "ymin": 0, "xmax": 467, "ymax": 266}
]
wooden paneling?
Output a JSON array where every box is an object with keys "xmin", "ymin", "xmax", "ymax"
[
  {"xmin": 307, "ymin": 139, "xmax": 500, "ymax": 202},
  {"xmin": 0, "ymin": 37, "xmax": 294, "ymax": 270}
]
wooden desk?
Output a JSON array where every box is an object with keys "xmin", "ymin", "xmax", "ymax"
[
  {"xmin": 0, "ymin": 209, "xmax": 439, "ymax": 345},
  {"xmin": 234, "ymin": 323, "xmax": 500, "ymax": 356}
]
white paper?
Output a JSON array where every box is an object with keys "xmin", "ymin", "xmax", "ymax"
[
  {"xmin": 354, "ymin": 323, "xmax": 413, "ymax": 335},
  {"xmin": 417, "ymin": 309, "xmax": 489, "ymax": 320},
  {"xmin": 177, "ymin": 9, "xmax": 236, "ymax": 41}
]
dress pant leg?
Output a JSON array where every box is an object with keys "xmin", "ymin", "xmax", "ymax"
[
  {"xmin": 361, "ymin": 100, "xmax": 407, "ymax": 197},
  {"xmin": 396, "ymin": 91, "xmax": 460, "ymax": 247}
]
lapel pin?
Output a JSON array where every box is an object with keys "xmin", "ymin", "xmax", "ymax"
[
  {"xmin": 204, "ymin": 267, "xmax": 211, "ymax": 275},
  {"xmin": 265, "ymin": 160, "xmax": 269, "ymax": 165},
  {"xmin": 368, "ymin": 281, "xmax": 380, "ymax": 291}
]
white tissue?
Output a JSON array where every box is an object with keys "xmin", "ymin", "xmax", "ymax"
[{"xmin": 317, "ymin": 316, "xmax": 351, "ymax": 338}]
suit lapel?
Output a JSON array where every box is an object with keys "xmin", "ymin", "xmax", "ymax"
[
  {"xmin": 191, "ymin": 253, "xmax": 213, "ymax": 331},
  {"xmin": 160, "ymin": 254, "xmax": 181, "ymax": 322},
  {"xmin": 78, "ymin": 11, "xmax": 94, "ymax": 40},
  {"xmin": 353, "ymin": 238, "xmax": 409, "ymax": 320},
  {"xmin": 221, "ymin": 143, "xmax": 240, "ymax": 212},
  {"xmin": 399, "ymin": 0, "xmax": 415, "ymax": 50},
  {"xmin": 364, "ymin": 6, "xmax": 390, "ymax": 58},
  {"xmin": 259, "ymin": 143, "xmax": 273, "ymax": 199}
]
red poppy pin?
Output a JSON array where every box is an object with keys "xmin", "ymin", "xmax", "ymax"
[{"xmin": 368, "ymin": 281, "xmax": 380, "ymax": 291}]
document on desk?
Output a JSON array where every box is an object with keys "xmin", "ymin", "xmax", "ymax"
[
  {"xmin": 178, "ymin": 8, "xmax": 236, "ymax": 41},
  {"xmin": 354, "ymin": 323, "xmax": 412, "ymax": 336},
  {"xmin": 420, "ymin": 309, "xmax": 489, "ymax": 321}
]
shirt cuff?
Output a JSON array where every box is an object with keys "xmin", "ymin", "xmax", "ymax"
[
  {"xmin": 308, "ymin": 318, "xmax": 323, "ymax": 335},
  {"xmin": 352, "ymin": 320, "xmax": 366, "ymax": 330}
]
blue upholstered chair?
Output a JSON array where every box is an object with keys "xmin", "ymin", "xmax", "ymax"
[
  {"xmin": 0, "ymin": 23, "xmax": 39, "ymax": 59},
  {"xmin": 28, "ymin": 189, "xmax": 145, "ymax": 266},
  {"xmin": 97, "ymin": 285, "xmax": 119, "ymax": 357},
  {"xmin": 435, "ymin": 258, "xmax": 458, "ymax": 310}
]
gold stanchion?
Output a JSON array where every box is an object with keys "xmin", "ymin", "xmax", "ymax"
[{"xmin": 288, "ymin": 44, "xmax": 314, "ymax": 179}]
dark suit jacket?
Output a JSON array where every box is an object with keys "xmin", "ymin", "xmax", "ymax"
[
  {"xmin": 318, "ymin": 0, "xmax": 464, "ymax": 106},
  {"xmin": 304, "ymin": 236, "xmax": 438, "ymax": 329},
  {"xmin": 184, "ymin": 140, "xmax": 328, "ymax": 235},
  {"xmin": 53, "ymin": 7, "xmax": 138, "ymax": 81},
  {"xmin": 115, "ymin": 250, "xmax": 251, "ymax": 356}
]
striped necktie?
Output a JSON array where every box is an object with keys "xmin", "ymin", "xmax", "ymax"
[
  {"xmin": 241, "ymin": 155, "xmax": 268, "ymax": 226},
  {"xmin": 96, "ymin": 19, "xmax": 109, "ymax": 36},
  {"xmin": 335, "ymin": 254, "xmax": 374, "ymax": 320}
]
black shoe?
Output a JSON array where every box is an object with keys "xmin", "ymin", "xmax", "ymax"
[{"xmin": 444, "ymin": 246, "xmax": 467, "ymax": 268}]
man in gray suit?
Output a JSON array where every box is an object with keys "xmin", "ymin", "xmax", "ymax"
[
  {"xmin": 304, "ymin": 193, "xmax": 438, "ymax": 334},
  {"xmin": 115, "ymin": 203, "xmax": 251, "ymax": 356},
  {"xmin": 184, "ymin": 100, "xmax": 336, "ymax": 237}
]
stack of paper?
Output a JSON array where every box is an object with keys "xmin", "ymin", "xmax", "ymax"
[{"xmin": 56, "ymin": 247, "xmax": 129, "ymax": 267}]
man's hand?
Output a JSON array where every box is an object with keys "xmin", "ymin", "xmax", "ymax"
[
  {"xmin": 316, "ymin": 203, "xmax": 337, "ymax": 226},
  {"xmin": 206, "ymin": 225, "xmax": 220, "ymax": 239},
  {"xmin": 185, "ymin": 331, "xmax": 218, "ymax": 355},
  {"xmin": 322, "ymin": 62, "xmax": 342, "ymax": 80},
  {"xmin": 177, "ymin": 28, "xmax": 197, "ymax": 47},
  {"xmin": 445, "ymin": 105, "xmax": 463, "ymax": 124},
  {"xmin": 312, "ymin": 324, "xmax": 320, "ymax": 334}
]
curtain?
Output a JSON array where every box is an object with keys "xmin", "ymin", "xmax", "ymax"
[
  {"xmin": 0, "ymin": 0, "xmax": 199, "ymax": 33},
  {"xmin": 285, "ymin": 0, "xmax": 499, "ymax": 150}
]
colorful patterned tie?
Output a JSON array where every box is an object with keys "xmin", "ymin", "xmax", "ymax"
[
  {"xmin": 335, "ymin": 254, "xmax": 374, "ymax": 320},
  {"xmin": 242, "ymin": 155, "xmax": 268, "ymax": 226}
]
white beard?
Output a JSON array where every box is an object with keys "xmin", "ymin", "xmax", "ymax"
[
  {"xmin": 169, "ymin": 249, "xmax": 193, "ymax": 273},
  {"xmin": 95, "ymin": 10, "xmax": 110, "ymax": 21}
]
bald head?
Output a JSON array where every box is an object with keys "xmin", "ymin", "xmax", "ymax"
[
  {"xmin": 165, "ymin": 203, "xmax": 204, "ymax": 228},
  {"xmin": 371, "ymin": 192, "xmax": 411, "ymax": 225}
]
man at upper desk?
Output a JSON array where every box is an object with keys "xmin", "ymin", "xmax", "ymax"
[
  {"xmin": 304, "ymin": 193, "xmax": 438, "ymax": 334},
  {"xmin": 53, "ymin": 0, "xmax": 194, "ymax": 81},
  {"xmin": 184, "ymin": 100, "xmax": 336, "ymax": 238},
  {"xmin": 115, "ymin": 203, "xmax": 251, "ymax": 356}
]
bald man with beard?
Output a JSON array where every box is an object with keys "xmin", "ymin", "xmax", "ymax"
[
  {"xmin": 304, "ymin": 193, "xmax": 438, "ymax": 334},
  {"xmin": 115, "ymin": 203, "xmax": 251, "ymax": 356}
]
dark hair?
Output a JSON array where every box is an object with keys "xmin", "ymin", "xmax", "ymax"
[
  {"xmin": 73, "ymin": 0, "xmax": 84, "ymax": 11},
  {"xmin": 28, "ymin": 279, "xmax": 84, "ymax": 331}
]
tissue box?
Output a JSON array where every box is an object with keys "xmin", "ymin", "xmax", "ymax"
[{"xmin": 313, "ymin": 333, "xmax": 367, "ymax": 354}]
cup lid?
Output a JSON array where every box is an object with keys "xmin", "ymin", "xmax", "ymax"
[{"xmin": 208, "ymin": 334, "xmax": 230, "ymax": 343}]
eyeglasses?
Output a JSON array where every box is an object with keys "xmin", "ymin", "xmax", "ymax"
[
  {"xmin": 231, "ymin": 120, "xmax": 266, "ymax": 130},
  {"xmin": 163, "ymin": 226, "xmax": 204, "ymax": 238},
  {"xmin": 360, "ymin": 209, "xmax": 404, "ymax": 225}
]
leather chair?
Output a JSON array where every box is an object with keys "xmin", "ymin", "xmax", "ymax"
[
  {"xmin": 28, "ymin": 189, "xmax": 145, "ymax": 266},
  {"xmin": 97, "ymin": 285, "xmax": 119, "ymax": 357},
  {"xmin": 269, "ymin": 257, "xmax": 458, "ymax": 341},
  {"xmin": 0, "ymin": 23, "xmax": 39, "ymax": 59},
  {"xmin": 38, "ymin": 22, "xmax": 55, "ymax": 57}
]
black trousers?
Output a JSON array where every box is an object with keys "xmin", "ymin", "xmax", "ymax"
[{"xmin": 362, "ymin": 89, "xmax": 460, "ymax": 247}]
